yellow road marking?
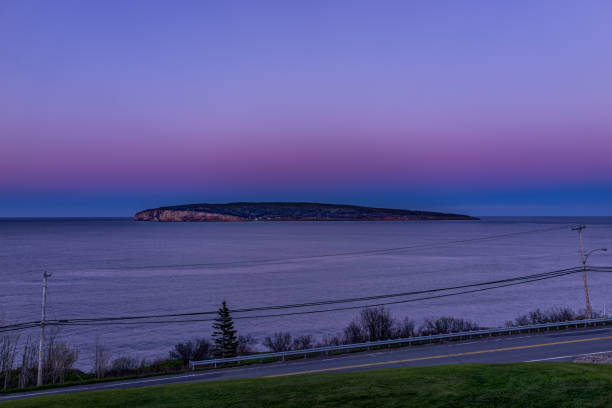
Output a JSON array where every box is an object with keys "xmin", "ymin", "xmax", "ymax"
[{"xmin": 265, "ymin": 335, "xmax": 612, "ymax": 378}]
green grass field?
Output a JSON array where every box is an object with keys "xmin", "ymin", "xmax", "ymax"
[{"xmin": 5, "ymin": 363, "xmax": 612, "ymax": 408}]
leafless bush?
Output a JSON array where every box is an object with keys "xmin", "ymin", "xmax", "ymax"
[
  {"xmin": 93, "ymin": 336, "xmax": 112, "ymax": 379},
  {"xmin": 169, "ymin": 338, "xmax": 212, "ymax": 364},
  {"xmin": 263, "ymin": 332, "xmax": 292, "ymax": 352},
  {"xmin": 343, "ymin": 320, "xmax": 366, "ymax": 344},
  {"xmin": 18, "ymin": 337, "xmax": 38, "ymax": 388},
  {"xmin": 553, "ymin": 308, "xmax": 579, "ymax": 321},
  {"xmin": 0, "ymin": 334, "xmax": 19, "ymax": 390},
  {"xmin": 47, "ymin": 342, "xmax": 78, "ymax": 384},
  {"xmin": 394, "ymin": 317, "xmax": 417, "ymax": 338},
  {"xmin": 292, "ymin": 335, "xmax": 314, "ymax": 350},
  {"xmin": 42, "ymin": 327, "xmax": 59, "ymax": 383},
  {"xmin": 358, "ymin": 307, "xmax": 396, "ymax": 341},
  {"xmin": 508, "ymin": 314, "xmax": 530, "ymax": 327},
  {"xmin": 316, "ymin": 334, "xmax": 342, "ymax": 347},
  {"xmin": 505, "ymin": 307, "xmax": 598, "ymax": 327},
  {"xmin": 39, "ymin": 328, "xmax": 79, "ymax": 385},
  {"xmin": 529, "ymin": 309, "xmax": 548, "ymax": 324},
  {"xmin": 419, "ymin": 317, "xmax": 480, "ymax": 336},
  {"xmin": 237, "ymin": 335, "xmax": 257, "ymax": 355}
]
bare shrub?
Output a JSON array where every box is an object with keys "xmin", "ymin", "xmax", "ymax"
[
  {"xmin": 169, "ymin": 338, "xmax": 212, "ymax": 364},
  {"xmin": 528, "ymin": 309, "xmax": 547, "ymax": 324},
  {"xmin": 191, "ymin": 338, "xmax": 213, "ymax": 361},
  {"xmin": 18, "ymin": 337, "xmax": 38, "ymax": 388},
  {"xmin": 0, "ymin": 334, "xmax": 19, "ymax": 390},
  {"xmin": 343, "ymin": 321, "xmax": 366, "ymax": 344},
  {"xmin": 48, "ymin": 342, "xmax": 78, "ymax": 384},
  {"xmin": 316, "ymin": 334, "xmax": 342, "ymax": 347},
  {"xmin": 394, "ymin": 317, "xmax": 417, "ymax": 338},
  {"xmin": 42, "ymin": 327, "xmax": 59, "ymax": 383},
  {"xmin": 93, "ymin": 336, "xmax": 112, "ymax": 379},
  {"xmin": 419, "ymin": 317, "xmax": 479, "ymax": 336},
  {"xmin": 237, "ymin": 335, "xmax": 257, "ymax": 355},
  {"xmin": 552, "ymin": 307, "xmax": 580, "ymax": 321},
  {"xmin": 292, "ymin": 335, "xmax": 314, "ymax": 350},
  {"xmin": 508, "ymin": 313, "xmax": 531, "ymax": 327},
  {"xmin": 263, "ymin": 332, "xmax": 292, "ymax": 352},
  {"xmin": 506, "ymin": 307, "xmax": 596, "ymax": 327},
  {"xmin": 358, "ymin": 307, "xmax": 396, "ymax": 341}
]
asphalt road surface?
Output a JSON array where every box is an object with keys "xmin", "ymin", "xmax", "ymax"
[{"xmin": 4, "ymin": 326, "xmax": 612, "ymax": 402}]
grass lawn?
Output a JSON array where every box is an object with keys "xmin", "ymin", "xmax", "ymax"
[{"xmin": 5, "ymin": 363, "xmax": 612, "ymax": 408}]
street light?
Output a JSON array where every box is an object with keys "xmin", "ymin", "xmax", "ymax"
[
  {"xmin": 584, "ymin": 248, "xmax": 608, "ymax": 265},
  {"xmin": 571, "ymin": 225, "xmax": 594, "ymax": 318}
]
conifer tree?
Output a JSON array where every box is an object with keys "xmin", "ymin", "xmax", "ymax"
[{"xmin": 211, "ymin": 300, "xmax": 238, "ymax": 358}]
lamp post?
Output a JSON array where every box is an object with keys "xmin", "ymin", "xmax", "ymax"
[
  {"xmin": 581, "ymin": 248, "xmax": 607, "ymax": 319},
  {"xmin": 572, "ymin": 225, "xmax": 607, "ymax": 319},
  {"xmin": 584, "ymin": 248, "xmax": 608, "ymax": 265}
]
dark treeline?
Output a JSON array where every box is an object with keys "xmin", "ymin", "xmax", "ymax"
[
  {"xmin": 505, "ymin": 307, "xmax": 599, "ymax": 327},
  {"xmin": 168, "ymin": 306, "xmax": 481, "ymax": 360},
  {"xmin": 166, "ymin": 306, "xmax": 595, "ymax": 360},
  {"xmin": 0, "ymin": 329, "xmax": 79, "ymax": 391},
  {"xmin": 0, "ymin": 305, "xmax": 598, "ymax": 391}
]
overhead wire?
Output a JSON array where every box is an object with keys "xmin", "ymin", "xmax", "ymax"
[
  {"xmin": 3, "ymin": 224, "xmax": 603, "ymax": 334},
  {"xmin": 45, "ymin": 267, "xmax": 582, "ymax": 327},
  {"xmin": 0, "ymin": 265, "xmax": 591, "ymax": 332},
  {"xmin": 68, "ymin": 224, "xmax": 571, "ymax": 271},
  {"xmin": 49, "ymin": 266, "xmax": 582, "ymax": 323}
]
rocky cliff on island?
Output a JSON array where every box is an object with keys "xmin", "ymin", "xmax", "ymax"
[{"xmin": 134, "ymin": 202, "xmax": 478, "ymax": 222}]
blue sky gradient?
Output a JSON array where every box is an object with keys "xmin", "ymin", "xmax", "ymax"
[{"xmin": 1, "ymin": 1, "xmax": 611, "ymax": 216}]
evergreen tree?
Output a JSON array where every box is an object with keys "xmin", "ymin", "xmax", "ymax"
[{"xmin": 211, "ymin": 300, "xmax": 238, "ymax": 358}]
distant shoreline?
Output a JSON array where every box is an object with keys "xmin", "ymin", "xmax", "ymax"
[
  {"xmin": 3, "ymin": 216, "xmax": 612, "ymax": 221},
  {"xmin": 134, "ymin": 202, "xmax": 478, "ymax": 222}
]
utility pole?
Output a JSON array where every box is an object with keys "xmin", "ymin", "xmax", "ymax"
[
  {"xmin": 572, "ymin": 225, "xmax": 592, "ymax": 319},
  {"xmin": 37, "ymin": 271, "xmax": 51, "ymax": 387}
]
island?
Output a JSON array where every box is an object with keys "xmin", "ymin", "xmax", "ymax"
[{"xmin": 134, "ymin": 202, "xmax": 478, "ymax": 222}]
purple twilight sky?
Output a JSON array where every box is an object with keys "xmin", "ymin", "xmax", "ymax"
[{"xmin": 1, "ymin": 0, "xmax": 611, "ymax": 216}]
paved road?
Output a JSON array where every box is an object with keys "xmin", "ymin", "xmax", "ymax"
[{"xmin": 4, "ymin": 326, "xmax": 612, "ymax": 401}]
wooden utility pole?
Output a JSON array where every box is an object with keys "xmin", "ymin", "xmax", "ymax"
[
  {"xmin": 36, "ymin": 271, "xmax": 51, "ymax": 387},
  {"xmin": 572, "ymin": 225, "xmax": 592, "ymax": 319}
]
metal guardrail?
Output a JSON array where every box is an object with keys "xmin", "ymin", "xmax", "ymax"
[{"xmin": 190, "ymin": 317, "xmax": 612, "ymax": 369}]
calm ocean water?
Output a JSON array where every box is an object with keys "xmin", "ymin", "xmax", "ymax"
[{"xmin": 1, "ymin": 217, "xmax": 612, "ymax": 368}]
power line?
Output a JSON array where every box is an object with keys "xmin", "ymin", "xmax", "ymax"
[
  {"xmin": 0, "ymin": 323, "xmax": 41, "ymax": 333},
  {"xmin": 47, "ymin": 225, "xmax": 570, "ymax": 272},
  {"xmin": 44, "ymin": 268, "xmax": 581, "ymax": 328},
  {"xmin": 52, "ymin": 266, "xmax": 582, "ymax": 324},
  {"xmin": 0, "ymin": 265, "xmax": 589, "ymax": 332},
  {"xmin": 587, "ymin": 266, "xmax": 612, "ymax": 272},
  {"xmin": 0, "ymin": 266, "xmax": 585, "ymax": 330}
]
